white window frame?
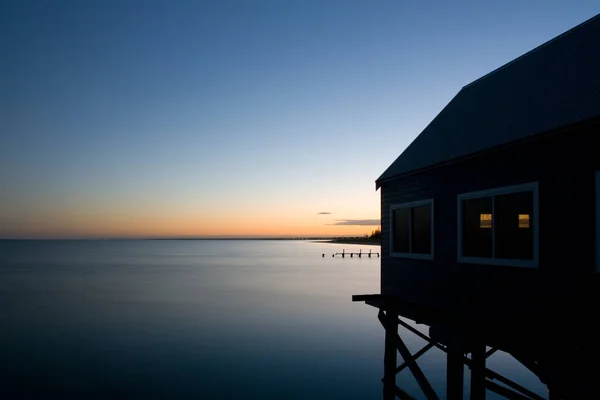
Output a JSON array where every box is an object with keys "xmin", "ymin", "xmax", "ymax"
[
  {"xmin": 457, "ymin": 182, "xmax": 539, "ymax": 268},
  {"xmin": 596, "ymin": 172, "xmax": 599, "ymax": 273},
  {"xmin": 390, "ymin": 199, "xmax": 434, "ymax": 260}
]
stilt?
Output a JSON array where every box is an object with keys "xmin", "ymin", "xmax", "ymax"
[
  {"xmin": 382, "ymin": 309, "xmax": 398, "ymax": 400},
  {"xmin": 352, "ymin": 294, "xmax": 585, "ymax": 400},
  {"xmin": 447, "ymin": 335, "xmax": 464, "ymax": 400},
  {"xmin": 470, "ymin": 342, "xmax": 486, "ymax": 400},
  {"xmin": 378, "ymin": 311, "xmax": 439, "ymax": 400}
]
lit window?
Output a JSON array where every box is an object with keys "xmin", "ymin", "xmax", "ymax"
[
  {"xmin": 458, "ymin": 183, "xmax": 538, "ymax": 267},
  {"xmin": 462, "ymin": 197, "xmax": 492, "ymax": 258},
  {"xmin": 518, "ymin": 214, "xmax": 530, "ymax": 228},
  {"xmin": 480, "ymin": 214, "xmax": 492, "ymax": 228},
  {"xmin": 391, "ymin": 200, "xmax": 433, "ymax": 259}
]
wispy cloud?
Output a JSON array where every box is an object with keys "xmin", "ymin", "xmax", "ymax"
[
  {"xmin": 327, "ymin": 219, "xmax": 380, "ymax": 226},
  {"xmin": 317, "ymin": 212, "xmax": 332, "ymax": 215}
]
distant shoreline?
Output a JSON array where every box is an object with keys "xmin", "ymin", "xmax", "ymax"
[{"xmin": 312, "ymin": 239, "xmax": 381, "ymax": 246}]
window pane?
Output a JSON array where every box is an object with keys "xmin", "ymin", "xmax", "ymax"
[
  {"xmin": 495, "ymin": 191, "xmax": 534, "ymax": 260},
  {"xmin": 462, "ymin": 197, "xmax": 493, "ymax": 258},
  {"xmin": 411, "ymin": 205, "xmax": 432, "ymax": 254},
  {"xmin": 392, "ymin": 208, "xmax": 409, "ymax": 253},
  {"xmin": 480, "ymin": 214, "xmax": 492, "ymax": 228}
]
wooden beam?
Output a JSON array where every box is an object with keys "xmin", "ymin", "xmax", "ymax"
[
  {"xmin": 484, "ymin": 367, "xmax": 546, "ymax": 400},
  {"xmin": 447, "ymin": 338, "xmax": 464, "ymax": 400},
  {"xmin": 379, "ymin": 311, "xmax": 439, "ymax": 400},
  {"xmin": 470, "ymin": 344, "xmax": 486, "ymax": 400},
  {"xmin": 511, "ymin": 354, "xmax": 544, "ymax": 381},
  {"xmin": 381, "ymin": 309, "xmax": 398, "ymax": 400},
  {"xmin": 397, "ymin": 318, "xmax": 447, "ymax": 353},
  {"xmin": 485, "ymin": 348, "xmax": 498, "ymax": 359},
  {"xmin": 395, "ymin": 343, "xmax": 435, "ymax": 374},
  {"xmin": 364, "ymin": 302, "xmax": 546, "ymax": 400},
  {"xmin": 395, "ymin": 332, "xmax": 440, "ymax": 400},
  {"xmin": 395, "ymin": 385, "xmax": 418, "ymax": 400},
  {"xmin": 486, "ymin": 379, "xmax": 538, "ymax": 400},
  {"xmin": 460, "ymin": 355, "xmax": 546, "ymax": 400}
]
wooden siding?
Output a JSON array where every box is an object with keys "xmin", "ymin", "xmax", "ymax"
[{"xmin": 379, "ymin": 120, "xmax": 600, "ymax": 316}]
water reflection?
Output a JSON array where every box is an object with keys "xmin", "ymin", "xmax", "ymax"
[{"xmin": 0, "ymin": 240, "xmax": 383, "ymax": 399}]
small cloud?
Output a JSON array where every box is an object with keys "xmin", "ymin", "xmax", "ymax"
[
  {"xmin": 317, "ymin": 212, "xmax": 332, "ymax": 215},
  {"xmin": 326, "ymin": 219, "xmax": 380, "ymax": 226}
]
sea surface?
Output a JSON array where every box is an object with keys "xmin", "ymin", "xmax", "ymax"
[{"xmin": 0, "ymin": 240, "xmax": 547, "ymax": 399}]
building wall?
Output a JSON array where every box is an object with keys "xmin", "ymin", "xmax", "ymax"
[{"xmin": 379, "ymin": 120, "xmax": 600, "ymax": 316}]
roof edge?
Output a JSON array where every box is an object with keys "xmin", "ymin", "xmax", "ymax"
[
  {"xmin": 375, "ymin": 116, "xmax": 600, "ymax": 188},
  {"xmin": 463, "ymin": 13, "xmax": 600, "ymax": 90},
  {"xmin": 375, "ymin": 85, "xmax": 465, "ymax": 188}
]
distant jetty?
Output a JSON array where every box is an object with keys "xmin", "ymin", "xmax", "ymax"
[{"xmin": 328, "ymin": 249, "xmax": 380, "ymax": 258}]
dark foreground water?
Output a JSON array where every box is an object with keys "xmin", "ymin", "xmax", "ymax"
[{"xmin": 0, "ymin": 240, "xmax": 547, "ymax": 399}]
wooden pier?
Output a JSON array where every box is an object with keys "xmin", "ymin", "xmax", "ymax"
[{"xmin": 322, "ymin": 249, "xmax": 380, "ymax": 258}]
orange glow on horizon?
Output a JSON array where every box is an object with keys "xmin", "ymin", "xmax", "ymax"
[
  {"xmin": 1, "ymin": 189, "xmax": 380, "ymax": 239},
  {"xmin": 0, "ymin": 210, "xmax": 379, "ymax": 238}
]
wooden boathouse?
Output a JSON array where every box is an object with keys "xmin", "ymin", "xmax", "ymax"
[{"xmin": 354, "ymin": 13, "xmax": 600, "ymax": 400}]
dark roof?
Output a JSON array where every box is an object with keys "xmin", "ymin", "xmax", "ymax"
[{"xmin": 377, "ymin": 14, "xmax": 600, "ymax": 187}]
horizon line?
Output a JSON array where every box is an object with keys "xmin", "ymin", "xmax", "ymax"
[{"xmin": 0, "ymin": 235, "xmax": 375, "ymax": 241}]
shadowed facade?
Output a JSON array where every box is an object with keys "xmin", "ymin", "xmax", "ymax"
[{"xmin": 355, "ymin": 13, "xmax": 600, "ymax": 400}]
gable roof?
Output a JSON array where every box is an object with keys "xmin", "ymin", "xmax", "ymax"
[{"xmin": 377, "ymin": 14, "xmax": 600, "ymax": 188}]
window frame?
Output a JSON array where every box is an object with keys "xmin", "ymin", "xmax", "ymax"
[
  {"xmin": 457, "ymin": 182, "xmax": 539, "ymax": 268},
  {"xmin": 390, "ymin": 199, "xmax": 434, "ymax": 260}
]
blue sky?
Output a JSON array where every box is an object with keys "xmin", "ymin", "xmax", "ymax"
[{"xmin": 1, "ymin": 1, "xmax": 598, "ymax": 237}]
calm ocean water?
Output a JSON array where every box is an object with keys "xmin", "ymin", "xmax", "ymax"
[{"xmin": 0, "ymin": 240, "xmax": 547, "ymax": 399}]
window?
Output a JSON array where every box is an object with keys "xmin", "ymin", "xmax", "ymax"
[
  {"xmin": 390, "ymin": 200, "xmax": 434, "ymax": 259},
  {"xmin": 458, "ymin": 183, "xmax": 538, "ymax": 267}
]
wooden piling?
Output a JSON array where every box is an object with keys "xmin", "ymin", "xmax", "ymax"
[
  {"xmin": 382, "ymin": 309, "xmax": 398, "ymax": 400},
  {"xmin": 331, "ymin": 249, "xmax": 380, "ymax": 258},
  {"xmin": 446, "ymin": 334, "xmax": 464, "ymax": 400},
  {"xmin": 470, "ymin": 342, "xmax": 486, "ymax": 400}
]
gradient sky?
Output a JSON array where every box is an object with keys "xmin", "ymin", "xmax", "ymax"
[{"xmin": 1, "ymin": 1, "xmax": 598, "ymax": 238}]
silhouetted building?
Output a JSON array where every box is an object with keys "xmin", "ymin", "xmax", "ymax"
[
  {"xmin": 375, "ymin": 13, "xmax": 600, "ymax": 318},
  {"xmin": 355, "ymin": 13, "xmax": 600, "ymax": 400}
]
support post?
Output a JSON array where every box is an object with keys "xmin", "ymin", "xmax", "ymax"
[
  {"xmin": 470, "ymin": 342, "xmax": 486, "ymax": 400},
  {"xmin": 446, "ymin": 333, "xmax": 464, "ymax": 400},
  {"xmin": 382, "ymin": 309, "xmax": 398, "ymax": 400}
]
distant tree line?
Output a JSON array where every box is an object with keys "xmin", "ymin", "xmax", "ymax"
[{"xmin": 365, "ymin": 228, "xmax": 381, "ymax": 241}]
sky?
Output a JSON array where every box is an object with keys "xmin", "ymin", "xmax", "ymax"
[{"xmin": 1, "ymin": 1, "xmax": 598, "ymax": 238}]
